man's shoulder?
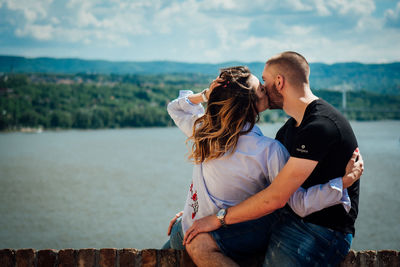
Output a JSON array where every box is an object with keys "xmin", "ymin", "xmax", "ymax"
[
  {"xmin": 303, "ymin": 100, "xmax": 343, "ymax": 130},
  {"xmin": 310, "ymin": 99, "xmax": 347, "ymax": 123},
  {"xmin": 306, "ymin": 99, "xmax": 355, "ymax": 138},
  {"xmin": 300, "ymin": 115, "xmax": 340, "ymax": 142}
]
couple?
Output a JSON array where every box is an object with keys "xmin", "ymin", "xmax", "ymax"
[{"xmin": 163, "ymin": 51, "xmax": 363, "ymax": 266}]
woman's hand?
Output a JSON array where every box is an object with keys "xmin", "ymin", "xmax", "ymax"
[
  {"xmin": 188, "ymin": 77, "xmax": 224, "ymax": 104},
  {"xmin": 343, "ymin": 148, "xmax": 364, "ymax": 188},
  {"xmin": 205, "ymin": 77, "xmax": 225, "ymax": 99},
  {"xmin": 167, "ymin": 211, "xmax": 183, "ymax": 236},
  {"xmin": 182, "ymin": 215, "xmax": 221, "ymax": 245}
]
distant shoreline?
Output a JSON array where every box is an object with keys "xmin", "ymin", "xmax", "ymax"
[{"xmin": 2, "ymin": 120, "xmax": 399, "ymax": 134}]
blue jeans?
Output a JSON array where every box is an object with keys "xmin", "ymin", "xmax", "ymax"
[
  {"xmin": 161, "ymin": 217, "xmax": 185, "ymax": 250},
  {"xmin": 209, "ymin": 211, "xmax": 281, "ymax": 261},
  {"xmin": 263, "ymin": 208, "xmax": 353, "ymax": 267}
]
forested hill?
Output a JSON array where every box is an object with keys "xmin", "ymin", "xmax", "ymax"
[{"xmin": 1, "ymin": 55, "xmax": 399, "ymax": 94}]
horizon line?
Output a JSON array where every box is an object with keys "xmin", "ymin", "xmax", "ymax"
[{"xmin": 0, "ymin": 54, "xmax": 399, "ymax": 66}]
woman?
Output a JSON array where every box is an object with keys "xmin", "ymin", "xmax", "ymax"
[{"xmin": 163, "ymin": 66, "xmax": 352, "ymax": 258}]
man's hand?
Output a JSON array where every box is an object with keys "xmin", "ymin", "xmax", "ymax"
[
  {"xmin": 183, "ymin": 215, "xmax": 221, "ymax": 245},
  {"xmin": 343, "ymin": 148, "xmax": 364, "ymax": 188},
  {"xmin": 167, "ymin": 211, "xmax": 183, "ymax": 236}
]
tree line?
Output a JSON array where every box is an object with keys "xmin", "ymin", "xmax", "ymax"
[{"xmin": 0, "ymin": 73, "xmax": 399, "ymax": 131}]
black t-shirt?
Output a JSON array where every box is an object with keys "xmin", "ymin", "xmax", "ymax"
[{"xmin": 276, "ymin": 99, "xmax": 359, "ymax": 236}]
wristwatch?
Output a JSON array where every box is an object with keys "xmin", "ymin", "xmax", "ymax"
[
  {"xmin": 216, "ymin": 208, "xmax": 227, "ymax": 227},
  {"xmin": 201, "ymin": 88, "xmax": 209, "ymax": 102}
]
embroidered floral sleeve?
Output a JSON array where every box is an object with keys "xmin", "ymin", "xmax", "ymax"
[{"xmin": 188, "ymin": 182, "xmax": 199, "ymax": 219}]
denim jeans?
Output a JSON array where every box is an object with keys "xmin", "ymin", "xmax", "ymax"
[
  {"xmin": 209, "ymin": 211, "xmax": 281, "ymax": 261},
  {"xmin": 161, "ymin": 217, "xmax": 185, "ymax": 250},
  {"xmin": 263, "ymin": 208, "xmax": 353, "ymax": 267}
]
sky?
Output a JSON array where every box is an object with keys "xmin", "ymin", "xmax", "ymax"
[{"xmin": 0, "ymin": 0, "xmax": 400, "ymax": 63}]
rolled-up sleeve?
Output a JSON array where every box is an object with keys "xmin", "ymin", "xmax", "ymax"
[
  {"xmin": 288, "ymin": 177, "xmax": 351, "ymax": 217},
  {"xmin": 167, "ymin": 91, "xmax": 205, "ymax": 137}
]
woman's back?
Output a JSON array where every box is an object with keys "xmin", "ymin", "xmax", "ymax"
[
  {"xmin": 180, "ymin": 122, "xmax": 289, "ymax": 233},
  {"xmin": 201, "ymin": 125, "xmax": 287, "ymax": 207}
]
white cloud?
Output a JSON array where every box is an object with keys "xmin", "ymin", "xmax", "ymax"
[
  {"xmin": 313, "ymin": 0, "xmax": 332, "ymax": 16},
  {"xmin": 356, "ymin": 16, "xmax": 382, "ymax": 32},
  {"xmin": 153, "ymin": 1, "xmax": 195, "ymax": 34},
  {"xmin": 286, "ymin": 0, "xmax": 313, "ymax": 11},
  {"xmin": 240, "ymin": 36, "xmax": 281, "ymax": 50},
  {"xmin": 15, "ymin": 24, "xmax": 54, "ymax": 40},
  {"xmin": 50, "ymin": 17, "xmax": 60, "ymax": 25},
  {"xmin": 3, "ymin": 0, "xmax": 53, "ymax": 22},
  {"xmin": 0, "ymin": 0, "xmax": 399, "ymax": 63},
  {"xmin": 312, "ymin": 0, "xmax": 375, "ymax": 16},
  {"xmin": 7, "ymin": 0, "xmax": 153, "ymax": 46},
  {"xmin": 64, "ymin": 0, "xmax": 151, "ymax": 38},
  {"xmin": 385, "ymin": 2, "xmax": 400, "ymax": 28},
  {"xmin": 206, "ymin": 0, "xmax": 238, "ymax": 10},
  {"xmin": 283, "ymin": 24, "xmax": 314, "ymax": 36}
]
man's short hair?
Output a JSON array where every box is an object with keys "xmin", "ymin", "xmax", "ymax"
[{"xmin": 266, "ymin": 51, "xmax": 310, "ymax": 88}]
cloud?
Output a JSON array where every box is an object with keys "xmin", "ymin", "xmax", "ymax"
[
  {"xmin": 356, "ymin": 16, "xmax": 382, "ymax": 32},
  {"xmin": 385, "ymin": 2, "xmax": 400, "ymax": 28},
  {"xmin": 286, "ymin": 0, "xmax": 313, "ymax": 12},
  {"xmin": 2, "ymin": 0, "xmax": 53, "ymax": 22},
  {"xmin": 0, "ymin": 0, "xmax": 399, "ymax": 63},
  {"xmin": 15, "ymin": 24, "xmax": 54, "ymax": 40},
  {"xmin": 65, "ymin": 0, "xmax": 150, "ymax": 34},
  {"xmin": 1, "ymin": 0, "xmax": 153, "ymax": 46},
  {"xmin": 313, "ymin": 0, "xmax": 375, "ymax": 16},
  {"xmin": 204, "ymin": 0, "xmax": 238, "ymax": 10}
]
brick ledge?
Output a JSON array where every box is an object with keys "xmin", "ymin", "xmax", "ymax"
[{"xmin": 0, "ymin": 248, "xmax": 399, "ymax": 266}]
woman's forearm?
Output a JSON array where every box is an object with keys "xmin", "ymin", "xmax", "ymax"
[{"xmin": 187, "ymin": 91, "xmax": 207, "ymax": 105}]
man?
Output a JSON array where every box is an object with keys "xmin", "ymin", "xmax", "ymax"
[{"xmin": 182, "ymin": 51, "xmax": 363, "ymax": 266}]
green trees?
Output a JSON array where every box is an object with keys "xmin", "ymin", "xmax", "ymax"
[
  {"xmin": 0, "ymin": 73, "xmax": 205, "ymax": 130},
  {"xmin": 0, "ymin": 73, "xmax": 399, "ymax": 131},
  {"xmin": 51, "ymin": 110, "xmax": 73, "ymax": 128}
]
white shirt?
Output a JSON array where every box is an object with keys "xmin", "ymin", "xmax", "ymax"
[{"xmin": 167, "ymin": 91, "xmax": 351, "ymax": 233}]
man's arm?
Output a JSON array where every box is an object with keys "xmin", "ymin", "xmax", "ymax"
[
  {"xmin": 289, "ymin": 149, "xmax": 363, "ymax": 217},
  {"xmin": 227, "ymin": 157, "xmax": 317, "ymax": 223},
  {"xmin": 183, "ymin": 156, "xmax": 318, "ymax": 244}
]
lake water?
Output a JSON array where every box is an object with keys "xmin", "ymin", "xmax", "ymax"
[{"xmin": 0, "ymin": 121, "xmax": 399, "ymax": 251}]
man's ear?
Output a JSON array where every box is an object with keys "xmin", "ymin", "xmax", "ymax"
[{"xmin": 275, "ymin": 74, "xmax": 284, "ymax": 92}]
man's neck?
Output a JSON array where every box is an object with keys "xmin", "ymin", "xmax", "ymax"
[{"xmin": 284, "ymin": 90, "xmax": 318, "ymax": 127}]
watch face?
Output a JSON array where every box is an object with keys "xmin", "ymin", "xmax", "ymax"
[{"xmin": 217, "ymin": 209, "xmax": 226, "ymax": 218}]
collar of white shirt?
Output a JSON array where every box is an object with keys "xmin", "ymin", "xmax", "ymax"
[{"xmin": 242, "ymin": 123, "xmax": 263, "ymax": 137}]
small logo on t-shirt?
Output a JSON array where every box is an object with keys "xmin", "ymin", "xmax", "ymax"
[{"xmin": 296, "ymin": 145, "xmax": 309, "ymax": 153}]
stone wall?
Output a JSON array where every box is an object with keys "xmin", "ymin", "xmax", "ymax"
[{"xmin": 0, "ymin": 248, "xmax": 399, "ymax": 267}]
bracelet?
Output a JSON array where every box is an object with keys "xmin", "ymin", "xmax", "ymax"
[{"xmin": 201, "ymin": 88, "xmax": 209, "ymax": 102}]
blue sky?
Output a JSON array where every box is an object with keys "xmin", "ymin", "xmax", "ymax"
[{"xmin": 0, "ymin": 0, "xmax": 400, "ymax": 63}]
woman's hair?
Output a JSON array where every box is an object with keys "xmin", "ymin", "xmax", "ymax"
[{"xmin": 188, "ymin": 66, "xmax": 260, "ymax": 164}]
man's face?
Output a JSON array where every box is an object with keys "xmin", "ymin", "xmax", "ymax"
[{"xmin": 262, "ymin": 64, "xmax": 284, "ymax": 110}]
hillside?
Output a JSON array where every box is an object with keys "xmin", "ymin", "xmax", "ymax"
[
  {"xmin": 1, "ymin": 55, "xmax": 399, "ymax": 94},
  {"xmin": 1, "ymin": 73, "xmax": 399, "ymax": 131}
]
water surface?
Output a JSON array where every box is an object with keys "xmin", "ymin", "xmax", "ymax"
[{"xmin": 0, "ymin": 121, "xmax": 399, "ymax": 250}]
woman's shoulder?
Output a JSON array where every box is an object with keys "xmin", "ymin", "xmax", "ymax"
[
  {"xmin": 257, "ymin": 135, "xmax": 286, "ymax": 151},
  {"xmin": 242, "ymin": 125, "xmax": 277, "ymax": 143},
  {"xmin": 238, "ymin": 126, "xmax": 284, "ymax": 151}
]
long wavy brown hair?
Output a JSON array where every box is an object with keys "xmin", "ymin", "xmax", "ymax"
[{"xmin": 188, "ymin": 66, "xmax": 260, "ymax": 164}]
